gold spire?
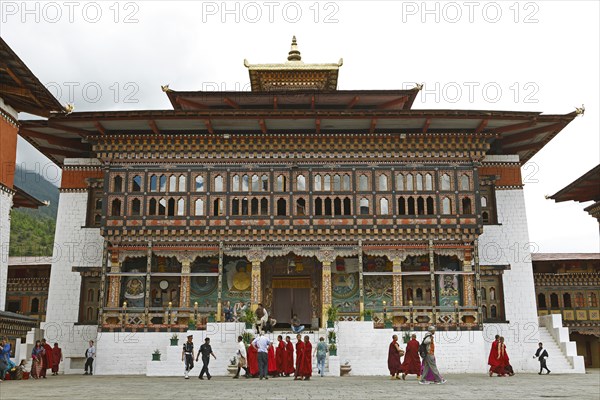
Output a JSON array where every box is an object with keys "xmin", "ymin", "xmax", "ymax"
[{"xmin": 287, "ymin": 36, "xmax": 301, "ymax": 62}]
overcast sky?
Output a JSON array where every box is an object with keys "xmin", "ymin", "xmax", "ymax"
[{"xmin": 2, "ymin": 1, "xmax": 598, "ymax": 253}]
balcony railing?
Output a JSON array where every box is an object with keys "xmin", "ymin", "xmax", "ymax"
[
  {"xmin": 382, "ymin": 305, "xmax": 480, "ymax": 330},
  {"xmin": 100, "ymin": 307, "xmax": 218, "ymax": 331}
]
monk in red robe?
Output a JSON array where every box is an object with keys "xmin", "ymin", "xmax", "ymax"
[
  {"xmin": 401, "ymin": 334, "xmax": 421, "ymax": 380},
  {"xmin": 276, "ymin": 335, "xmax": 286, "ymax": 376},
  {"xmin": 247, "ymin": 341, "xmax": 259, "ymax": 377},
  {"xmin": 387, "ymin": 334, "xmax": 403, "ymax": 379},
  {"xmin": 488, "ymin": 335, "xmax": 503, "ymax": 376},
  {"xmin": 40, "ymin": 339, "xmax": 53, "ymax": 378},
  {"xmin": 293, "ymin": 334, "xmax": 304, "ymax": 380},
  {"xmin": 51, "ymin": 343, "xmax": 63, "ymax": 375},
  {"xmin": 298, "ymin": 335, "xmax": 312, "ymax": 380},
  {"xmin": 267, "ymin": 343, "xmax": 277, "ymax": 376},
  {"xmin": 284, "ymin": 336, "xmax": 295, "ymax": 376},
  {"xmin": 499, "ymin": 336, "xmax": 514, "ymax": 376}
]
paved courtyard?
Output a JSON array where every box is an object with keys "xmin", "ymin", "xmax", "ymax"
[{"xmin": 1, "ymin": 372, "xmax": 599, "ymax": 400}]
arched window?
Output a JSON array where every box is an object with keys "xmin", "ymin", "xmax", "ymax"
[
  {"xmin": 460, "ymin": 174, "xmax": 470, "ymax": 190},
  {"xmin": 406, "ymin": 174, "xmax": 414, "ymax": 191},
  {"xmin": 415, "ymin": 174, "xmax": 423, "ymax": 191},
  {"xmin": 111, "ymin": 199, "xmax": 121, "ymax": 216},
  {"xmin": 261, "ymin": 175, "xmax": 269, "ymax": 191},
  {"xmin": 380, "ymin": 198, "xmax": 389, "ymax": 214},
  {"xmin": 406, "ymin": 288, "xmax": 413, "ymax": 301},
  {"xmin": 113, "ymin": 176, "xmax": 123, "ymax": 192},
  {"xmin": 232, "ymin": 198, "xmax": 239, "ymax": 215},
  {"xmin": 31, "ymin": 298, "xmax": 39, "ymax": 313},
  {"xmin": 241, "ymin": 198, "xmax": 249, "ymax": 215},
  {"xmin": 87, "ymin": 289, "xmax": 94, "ymax": 302},
  {"xmin": 416, "ymin": 288, "xmax": 423, "ymax": 301},
  {"xmin": 195, "ymin": 176, "xmax": 204, "ymax": 192},
  {"xmin": 359, "ymin": 175, "xmax": 368, "ymax": 191},
  {"xmin": 150, "ymin": 175, "xmax": 157, "ymax": 191},
  {"xmin": 491, "ymin": 305, "xmax": 497, "ymax": 318},
  {"xmin": 426, "ymin": 196, "xmax": 434, "ymax": 214},
  {"xmin": 462, "ymin": 198, "xmax": 472, "ymax": 214},
  {"xmin": 379, "ymin": 175, "xmax": 388, "ymax": 191},
  {"xmin": 260, "ymin": 198, "xmax": 268, "ymax": 215},
  {"xmin": 589, "ymin": 293, "xmax": 598, "ymax": 308},
  {"xmin": 396, "ymin": 174, "xmax": 404, "ymax": 191},
  {"xmin": 359, "ymin": 198, "xmax": 369, "ymax": 215},
  {"xmin": 425, "ymin": 174, "xmax": 433, "ymax": 190},
  {"xmin": 251, "ymin": 198, "xmax": 259, "ymax": 215},
  {"xmin": 324, "ymin": 198, "xmax": 332, "ymax": 216},
  {"xmin": 442, "ymin": 197, "xmax": 452, "ymax": 214},
  {"xmin": 277, "ymin": 198, "xmax": 287, "ymax": 216},
  {"xmin": 297, "ymin": 175, "xmax": 306, "ymax": 191},
  {"xmin": 232, "ymin": 175, "xmax": 240, "ymax": 191},
  {"xmin": 333, "ymin": 174, "xmax": 341, "ymax": 191},
  {"xmin": 441, "ymin": 174, "xmax": 451, "ymax": 190},
  {"xmin": 158, "ymin": 198, "xmax": 166, "ymax": 215},
  {"xmin": 314, "ymin": 175, "xmax": 322, "ymax": 191},
  {"xmin": 315, "ymin": 198, "xmax": 323, "ymax": 216},
  {"xmin": 417, "ymin": 197, "xmax": 425, "ymax": 215},
  {"xmin": 159, "ymin": 175, "xmax": 167, "ymax": 191},
  {"xmin": 251, "ymin": 175, "xmax": 259, "ymax": 192},
  {"xmin": 324, "ymin": 174, "xmax": 331, "ymax": 191},
  {"xmin": 481, "ymin": 288, "xmax": 487, "ymax": 301},
  {"xmin": 168, "ymin": 198, "xmax": 175, "ymax": 216},
  {"xmin": 407, "ymin": 197, "xmax": 415, "ymax": 215},
  {"xmin": 482, "ymin": 211, "xmax": 490, "ymax": 224},
  {"xmin": 242, "ymin": 175, "xmax": 249, "ymax": 191},
  {"xmin": 398, "ymin": 197, "xmax": 406, "ymax": 215},
  {"xmin": 169, "ymin": 175, "xmax": 177, "ymax": 192},
  {"xmin": 148, "ymin": 199, "xmax": 156, "ymax": 215},
  {"xmin": 334, "ymin": 197, "xmax": 342, "ymax": 216},
  {"xmin": 296, "ymin": 198, "xmax": 306, "ymax": 215},
  {"xmin": 132, "ymin": 175, "xmax": 142, "ymax": 192},
  {"xmin": 343, "ymin": 197, "xmax": 351, "ymax": 215},
  {"xmin": 343, "ymin": 174, "xmax": 351, "ymax": 190},
  {"xmin": 482, "ymin": 305, "xmax": 488, "ymax": 320},
  {"xmin": 277, "ymin": 175, "xmax": 286, "ymax": 191},
  {"xmin": 194, "ymin": 199, "xmax": 204, "ymax": 216},
  {"xmin": 550, "ymin": 293, "xmax": 559, "ymax": 308},
  {"xmin": 213, "ymin": 176, "xmax": 223, "ymax": 192},
  {"xmin": 490, "ymin": 287, "xmax": 496, "ymax": 301},
  {"xmin": 94, "ymin": 214, "xmax": 101, "ymax": 225},
  {"xmin": 563, "ymin": 293, "xmax": 572, "ymax": 308},
  {"xmin": 131, "ymin": 198, "xmax": 141, "ymax": 216},
  {"xmin": 213, "ymin": 198, "xmax": 224, "ymax": 216},
  {"xmin": 178, "ymin": 175, "xmax": 186, "ymax": 192},
  {"xmin": 177, "ymin": 198, "xmax": 185, "ymax": 216},
  {"xmin": 538, "ymin": 293, "xmax": 547, "ymax": 308},
  {"xmin": 481, "ymin": 196, "xmax": 487, "ymax": 207},
  {"xmin": 575, "ymin": 292, "xmax": 585, "ymax": 308}
]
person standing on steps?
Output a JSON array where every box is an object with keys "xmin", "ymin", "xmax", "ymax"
[
  {"xmin": 233, "ymin": 335, "xmax": 249, "ymax": 379},
  {"xmin": 534, "ymin": 342, "xmax": 550, "ymax": 375},
  {"xmin": 181, "ymin": 335, "xmax": 195, "ymax": 379},
  {"xmin": 196, "ymin": 337, "xmax": 216, "ymax": 380}
]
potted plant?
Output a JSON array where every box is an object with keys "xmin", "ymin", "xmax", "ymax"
[
  {"xmin": 402, "ymin": 332, "xmax": 411, "ymax": 344},
  {"xmin": 242, "ymin": 331, "xmax": 254, "ymax": 345},
  {"xmin": 152, "ymin": 349, "xmax": 161, "ymax": 361},
  {"xmin": 243, "ymin": 308, "xmax": 256, "ymax": 329},
  {"xmin": 227, "ymin": 357, "xmax": 239, "ymax": 375},
  {"xmin": 327, "ymin": 330, "xmax": 336, "ymax": 344},
  {"xmin": 207, "ymin": 311, "xmax": 216, "ymax": 323},
  {"xmin": 170, "ymin": 333, "xmax": 179, "ymax": 346},
  {"xmin": 329, "ymin": 343, "xmax": 337, "ymax": 356},
  {"xmin": 326, "ymin": 305, "xmax": 339, "ymax": 328},
  {"xmin": 362, "ymin": 309, "xmax": 373, "ymax": 322},
  {"xmin": 188, "ymin": 317, "xmax": 196, "ymax": 330}
]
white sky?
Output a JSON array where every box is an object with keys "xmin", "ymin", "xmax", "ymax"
[{"xmin": 2, "ymin": 0, "xmax": 598, "ymax": 252}]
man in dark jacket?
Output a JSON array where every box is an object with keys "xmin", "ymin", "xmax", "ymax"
[{"xmin": 533, "ymin": 342, "xmax": 550, "ymax": 374}]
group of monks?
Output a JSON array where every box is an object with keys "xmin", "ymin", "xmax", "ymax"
[
  {"xmin": 387, "ymin": 334, "xmax": 422, "ymax": 380},
  {"xmin": 488, "ymin": 335, "xmax": 514, "ymax": 377},
  {"xmin": 246, "ymin": 334, "xmax": 313, "ymax": 380}
]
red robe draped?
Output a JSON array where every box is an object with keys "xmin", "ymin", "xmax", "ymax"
[
  {"xmin": 488, "ymin": 340, "xmax": 503, "ymax": 375},
  {"xmin": 247, "ymin": 343, "xmax": 259, "ymax": 376},
  {"xmin": 401, "ymin": 339, "xmax": 421, "ymax": 375},
  {"xmin": 299, "ymin": 341, "xmax": 312, "ymax": 378},
  {"xmin": 500, "ymin": 343, "xmax": 513, "ymax": 375},
  {"xmin": 285, "ymin": 341, "xmax": 295, "ymax": 375},
  {"xmin": 276, "ymin": 340, "xmax": 286, "ymax": 374},
  {"xmin": 387, "ymin": 339, "xmax": 402, "ymax": 376},
  {"xmin": 52, "ymin": 347, "xmax": 62, "ymax": 372},
  {"xmin": 268, "ymin": 345, "xmax": 277, "ymax": 374},
  {"xmin": 295, "ymin": 341, "xmax": 304, "ymax": 375}
]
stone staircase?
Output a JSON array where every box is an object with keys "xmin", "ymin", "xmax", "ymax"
[{"xmin": 538, "ymin": 315, "xmax": 585, "ymax": 373}]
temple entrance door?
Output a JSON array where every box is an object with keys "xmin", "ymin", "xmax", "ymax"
[{"xmin": 272, "ymin": 277, "xmax": 312, "ymax": 328}]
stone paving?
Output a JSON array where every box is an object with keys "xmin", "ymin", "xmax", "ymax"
[{"xmin": 1, "ymin": 372, "xmax": 599, "ymax": 399}]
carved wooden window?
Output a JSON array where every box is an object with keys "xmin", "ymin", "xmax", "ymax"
[
  {"xmin": 214, "ymin": 176, "xmax": 224, "ymax": 192},
  {"xmin": 150, "ymin": 175, "xmax": 157, "ymax": 191},
  {"xmin": 242, "ymin": 175, "xmax": 249, "ymax": 191},
  {"xmin": 426, "ymin": 196, "xmax": 434, "ymax": 215},
  {"xmin": 276, "ymin": 198, "xmax": 287, "ymax": 216},
  {"xmin": 440, "ymin": 174, "xmax": 451, "ymax": 190},
  {"xmin": 417, "ymin": 197, "xmax": 425, "ymax": 215},
  {"xmin": 550, "ymin": 293, "xmax": 559, "ymax": 308},
  {"xmin": 563, "ymin": 293, "xmax": 572, "ymax": 308},
  {"xmin": 462, "ymin": 197, "xmax": 472, "ymax": 214},
  {"xmin": 333, "ymin": 174, "xmax": 341, "ymax": 191},
  {"xmin": 261, "ymin": 175, "xmax": 269, "ymax": 191},
  {"xmin": 415, "ymin": 174, "xmax": 423, "ymax": 191},
  {"xmin": 168, "ymin": 198, "xmax": 176, "ymax": 216},
  {"xmin": 232, "ymin": 175, "xmax": 240, "ymax": 191},
  {"xmin": 31, "ymin": 298, "xmax": 39, "ymax": 313},
  {"xmin": 359, "ymin": 175, "xmax": 368, "ymax": 191},
  {"xmin": 242, "ymin": 198, "xmax": 249, "ymax": 215},
  {"xmin": 379, "ymin": 174, "xmax": 388, "ymax": 191},
  {"xmin": 343, "ymin": 174, "xmax": 351, "ymax": 190},
  {"xmin": 380, "ymin": 198, "xmax": 389, "ymax": 214},
  {"xmin": 359, "ymin": 198, "xmax": 369, "ymax": 215},
  {"xmin": 296, "ymin": 198, "xmax": 306, "ymax": 215},
  {"xmin": 131, "ymin": 198, "xmax": 141, "ymax": 216},
  {"xmin": 149, "ymin": 198, "xmax": 157, "ymax": 215},
  {"xmin": 396, "ymin": 174, "xmax": 404, "ymax": 191},
  {"xmin": 132, "ymin": 175, "xmax": 142, "ymax": 192},
  {"xmin": 407, "ymin": 197, "xmax": 415, "ymax": 215},
  {"xmin": 538, "ymin": 293, "xmax": 547, "ymax": 308},
  {"xmin": 405, "ymin": 174, "xmax": 413, "ymax": 191},
  {"xmin": 169, "ymin": 175, "xmax": 177, "ymax": 192},
  {"xmin": 589, "ymin": 293, "xmax": 598, "ymax": 308},
  {"xmin": 314, "ymin": 175, "xmax": 322, "ymax": 191},
  {"xmin": 398, "ymin": 197, "xmax": 406, "ymax": 215},
  {"xmin": 442, "ymin": 197, "xmax": 452, "ymax": 214},
  {"xmin": 297, "ymin": 175, "xmax": 306, "ymax": 191},
  {"xmin": 178, "ymin": 175, "xmax": 186, "ymax": 192},
  {"xmin": 277, "ymin": 175, "xmax": 287, "ymax": 192},
  {"xmin": 194, "ymin": 199, "xmax": 204, "ymax": 216},
  {"xmin": 79, "ymin": 275, "xmax": 100, "ymax": 324},
  {"xmin": 232, "ymin": 198, "xmax": 240, "ymax": 215},
  {"xmin": 480, "ymin": 184, "xmax": 498, "ymax": 224},
  {"xmin": 111, "ymin": 199, "xmax": 122, "ymax": 216},
  {"xmin": 575, "ymin": 292, "xmax": 585, "ymax": 308},
  {"xmin": 251, "ymin": 198, "xmax": 259, "ymax": 215},
  {"xmin": 177, "ymin": 198, "xmax": 185, "ymax": 216},
  {"xmin": 324, "ymin": 174, "xmax": 331, "ymax": 191},
  {"xmin": 460, "ymin": 174, "xmax": 470, "ymax": 190},
  {"xmin": 213, "ymin": 198, "xmax": 224, "ymax": 216},
  {"xmin": 425, "ymin": 174, "xmax": 433, "ymax": 190},
  {"xmin": 159, "ymin": 175, "xmax": 167, "ymax": 191},
  {"xmin": 252, "ymin": 175, "xmax": 259, "ymax": 192},
  {"xmin": 343, "ymin": 197, "xmax": 351, "ymax": 215},
  {"xmin": 324, "ymin": 198, "xmax": 332, "ymax": 215},
  {"xmin": 260, "ymin": 198, "xmax": 268, "ymax": 215},
  {"xmin": 334, "ymin": 197, "xmax": 342, "ymax": 216},
  {"xmin": 86, "ymin": 187, "xmax": 103, "ymax": 227},
  {"xmin": 315, "ymin": 198, "xmax": 323, "ymax": 215},
  {"xmin": 195, "ymin": 176, "xmax": 205, "ymax": 192},
  {"xmin": 113, "ymin": 175, "xmax": 123, "ymax": 192},
  {"xmin": 158, "ymin": 198, "xmax": 166, "ymax": 215}
]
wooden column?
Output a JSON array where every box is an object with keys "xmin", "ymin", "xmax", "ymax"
[
  {"xmin": 98, "ymin": 239, "xmax": 109, "ymax": 326},
  {"xmin": 106, "ymin": 251, "xmax": 121, "ymax": 308},
  {"xmin": 462, "ymin": 248, "xmax": 475, "ymax": 306},
  {"xmin": 248, "ymin": 249, "xmax": 267, "ymax": 309},
  {"xmin": 389, "ymin": 250, "xmax": 405, "ymax": 307},
  {"xmin": 216, "ymin": 243, "xmax": 224, "ymax": 321},
  {"xmin": 179, "ymin": 259, "xmax": 191, "ymax": 309},
  {"xmin": 474, "ymin": 239, "xmax": 482, "ymax": 326},
  {"xmin": 317, "ymin": 248, "xmax": 336, "ymax": 328},
  {"xmin": 428, "ymin": 240, "xmax": 436, "ymax": 324},
  {"xmin": 358, "ymin": 241, "xmax": 365, "ymax": 318}
]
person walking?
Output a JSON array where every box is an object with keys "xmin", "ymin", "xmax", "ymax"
[
  {"xmin": 314, "ymin": 337, "xmax": 328, "ymax": 377},
  {"xmin": 401, "ymin": 334, "xmax": 421, "ymax": 380},
  {"xmin": 84, "ymin": 340, "xmax": 95, "ymax": 376},
  {"xmin": 499, "ymin": 337, "xmax": 514, "ymax": 376},
  {"xmin": 387, "ymin": 334, "xmax": 403, "ymax": 379},
  {"xmin": 40, "ymin": 339, "xmax": 53, "ymax": 378},
  {"xmin": 51, "ymin": 343, "xmax": 63, "ymax": 375},
  {"xmin": 275, "ymin": 335, "xmax": 286, "ymax": 376},
  {"xmin": 31, "ymin": 341, "xmax": 44, "ymax": 379},
  {"xmin": 419, "ymin": 326, "xmax": 446, "ymax": 385},
  {"xmin": 196, "ymin": 337, "xmax": 216, "ymax": 380},
  {"xmin": 252, "ymin": 332, "xmax": 271, "ymax": 380},
  {"xmin": 488, "ymin": 334, "xmax": 501, "ymax": 377},
  {"xmin": 181, "ymin": 335, "xmax": 195, "ymax": 379},
  {"xmin": 233, "ymin": 335, "xmax": 249, "ymax": 379},
  {"xmin": 534, "ymin": 342, "xmax": 550, "ymax": 375}
]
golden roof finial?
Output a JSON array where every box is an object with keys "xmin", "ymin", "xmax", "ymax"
[{"xmin": 287, "ymin": 35, "xmax": 301, "ymax": 62}]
